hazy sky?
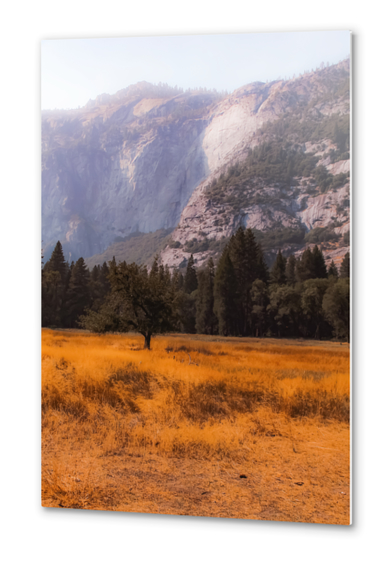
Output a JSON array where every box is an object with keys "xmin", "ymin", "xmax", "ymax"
[{"xmin": 41, "ymin": 31, "xmax": 350, "ymax": 110}]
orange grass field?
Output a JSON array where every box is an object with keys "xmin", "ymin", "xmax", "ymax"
[{"xmin": 41, "ymin": 329, "xmax": 350, "ymax": 524}]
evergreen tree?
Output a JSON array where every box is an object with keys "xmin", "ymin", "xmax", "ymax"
[
  {"xmin": 214, "ymin": 248, "xmax": 237, "ymax": 336},
  {"xmin": 41, "ymin": 241, "xmax": 69, "ymax": 327},
  {"xmin": 66, "ymin": 257, "xmax": 91, "ymax": 327},
  {"xmin": 195, "ymin": 258, "xmax": 217, "ymax": 335},
  {"xmin": 171, "ymin": 269, "xmax": 182, "ymax": 291},
  {"xmin": 89, "ymin": 264, "xmax": 102, "ymax": 311},
  {"xmin": 228, "ymin": 227, "xmax": 266, "ymax": 335},
  {"xmin": 340, "ymin": 252, "xmax": 350, "ymax": 278},
  {"xmin": 184, "ymin": 254, "xmax": 198, "ymax": 293},
  {"xmin": 181, "ymin": 255, "xmax": 198, "ymax": 333},
  {"xmin": 99, "ymin": 262, "xmax": 111, "ymax": 296},
  {"xmin": 246, "ymin": 228, "xmax": 268, "ymax": 283},
  {"xmin": 328, "ymin": 260, "xmax": 339, "ymax": 279},
  {"xmin": 296, "ymin": 247, "xmax": 315, "ymax": 282},
  {"xmin": 41, "ymin": 270, "xmax": 63, "ymax": 327},
  {"xmin": 301, "ymin": 279, "xmax": 329, "ymax": 339},
  {"xmin": 311, "ymin": 245, "xmax": 328, "ymax": 278},
  {"xmin": 45, "ymin": 241, "xmax": 68, "ymax": 284},
  {"xmin": 322, "ymin": 278, "xmax": 350, "ymax": 340},
  {"xmin": 285, "ymin": 254, "xmax": 297, "ymax": 285},
  {"xmin": 271, "ymin": 250, "xmax": 287, "ymax": 285},
  {"xmin": 256, "ymin": 240, "xmax": 269, "ymax": 284},
  {"xmin": 163, "ymin": 264, "xmax": 171, "ymax": 286},
  {"xmin": 149, "ymin": 256, "xmax": 160, "ymax": 280},
  {"xmin": 250, "ymin": 279, "xmax": 269, "ymax": 337}
]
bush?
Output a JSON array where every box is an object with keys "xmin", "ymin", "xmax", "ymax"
[{"xmin": 304, "ymin": 226, "xmax": 339, "ymax": 244}]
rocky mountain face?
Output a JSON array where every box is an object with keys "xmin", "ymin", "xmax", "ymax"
[{"xmin": 42, "ymin": 60, "xmax": 350, "ymax": 267}]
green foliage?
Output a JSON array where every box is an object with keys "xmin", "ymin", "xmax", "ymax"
[
  {"xmin": 183, "ymin": 236, "xmax": 228, "ymax": 255},
  {"xmin": 268, "ymin": 285, "xmax": 302, "ymax": 337},
  {"xmin": 296, "ymin": 248, "xmax": 314, "ymax": 282},
  {"xmin": 65, "ymin": 258, "xmax": 91, "ymax": 327},
  {"xmin": 286, "ymin": 255, "xmax": 297, "ymax": 285},
  {"xmin": 195, "ymin": 258, "xmax": 217, "ymax": 335},
  {"xmin": 213, "ymin": 248, "xmax": 238, "ymax": 336},
  {"xmin": 253, "ymin": 227, "xmax": 306, "ymax": 251},
  {"xmin": 304, "ymin": 226, "xmax": 339, "ymax": 244},
  {"xmin": 312, "ymin": 245, "xmax": 328, "ymax": 279},
  {"xmin": 260, "ymin": 111, "xmax": 350, "ymax": 150},
  {"xmin": 44, "ymin": 241, "xmax": 68, "ymax": 284},
  {"xmin": 312, "ymin": 166, "xmax": 349, "ymax": 194},
  {"xmin": 322, "ymin": 278, "xmax": 350, "ymax": 340},
  {"xmin": 42, "ymin": 241, "xmax": 68, "ymax": 327},
  {"xmin": 328, "ymin": 260, "xmax": 339, "ymax": 279},
  {"xmin": 271, "ymin": 250, "xmax": 287, "ymax": 285},
  {"xmin": 228, "ymin": 227, "xmax": 268, "ymax": 335},
  {"xmin": 301, "ymin": 279, "xmax": 330, "ymax": 339},
  {"xmin": 43, "ymin": 227, "xmax": 350, "ymax": 342},
  {"xmin": 250, "ymin": 279, "xmax": 269, "ymax": 337},
  {"xmin": 184, "ymin": 254, "xmax": 198, "ymax": 294},
  {"xmin": 42, "ymin": 270, "xmax": 64, "ymax": 327},
  {"xmin": 85, "ymin": 229, "xmax": 174, "ymax": 269},
  {"xmin": 340, "ymin": 252, "xmax": 350, "ymax": 278},
  {"xmin": 80, "ymin": 256, "xmax": 180, "ymax": 348},
  {"xmin": 206, "ymin": 142, "xmax": 319, "ymax": 204}
]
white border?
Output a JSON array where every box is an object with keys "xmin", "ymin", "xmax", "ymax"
[{"xmin": 1, "ymin": 2, "xmax": 387, "ymax": 561}]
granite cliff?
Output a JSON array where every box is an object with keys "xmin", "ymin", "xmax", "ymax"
[{"xmin": 42, "ymin": 59, "xmax": 350, "ymax": 267}]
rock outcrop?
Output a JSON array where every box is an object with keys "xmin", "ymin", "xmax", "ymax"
[{"xmin": 42, "ymin": 59, "xmax": 350, "ymax": 265}]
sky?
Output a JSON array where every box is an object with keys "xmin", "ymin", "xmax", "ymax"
[{"xmin": 41, "ymin": 31, "xmax": 350, "ymax": 110}]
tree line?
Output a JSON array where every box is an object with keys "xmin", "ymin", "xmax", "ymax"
[{"xmin": 42, "ymin": 227, "xmax": 350, "ymax": 348}]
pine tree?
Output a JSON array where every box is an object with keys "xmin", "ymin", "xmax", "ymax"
[
  {"xmin": 286, "ymin": 254, "xmax": 297, "ymax": 285},
  {"xmin": 180, "ymin": 255, "xmax": 198, "ymax": 333},
  {"xmin": 311, "ymin": 245, "xmax": 328, "ymax": 278},
  {"xmin": 340, "ymin": 252, "xmax": 350, "ymax": 278},
  {"xmin": 163, "ymin": 264, "xmax": 171, "ymax": 286},
  {"xmin": 256, "ymin": 240, "xmax": 269, "ymax": 284},
  {"xmin": 89, "ymin": 265, "xmax": 102, "ymax": 311},
  {"xmin": 228, "ymin": 227, "xmax": 266, "ymax": 335},
  {"xmin": 41, "ymin": 270, "xmax": 63, "ymax": 327},
  {"xmin": 66, "ymin": 257, "xmax": 91, "ymax": 327},
  {"xmin": 184, "ymin": 254, "xmax": 198, "ymax": 293},
  {"xmin": 149, "ymin": 256, "xmax": 160, "ymax": 280},
  {"xmin": 271, "ymin": 250, "xmax": 287, "ymax": 285},
  {"xmin": 41, "ymin": 241, "xmax": 69, "ymax": 327},
  {"xmin": 250, "ymin": 279, "xmax": 269, "ymax": 337},
  {"xmin": 99, "ymin": 262, "xmax": 111, "ymax": 296},
  {"xmin": 296, "ymin": 247, "xmax": 315, "ymax": 282},
  {"xmin": 46, "ymin": 241, "xmax": 68, "ymax": 284},
  {"xmin": 195, "ymin": 258, "xmax": 217, "ymax": 334},
  {"xmin": 301, "ymin": 279, "xmax": 329, "ymax": 339},
  {"xmin": 214, "ymin": 249, "xmax": 237, "ymax": 336},
  {"xmin": 229, "ymin": 227, "xmax": 250, "ymax": 334},
  {"xmin": 328, "ymin": 260, "xmax": 339, "ymax": 279}
]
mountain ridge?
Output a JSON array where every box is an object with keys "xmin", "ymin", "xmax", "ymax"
[{"xmin": 42, "ymin": 58, "xmax": 350, "ymax": 266}]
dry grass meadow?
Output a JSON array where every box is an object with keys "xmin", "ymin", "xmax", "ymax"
[{"xmin": 41, "ymin": 329, "xmax": 350, "ymax": 524}]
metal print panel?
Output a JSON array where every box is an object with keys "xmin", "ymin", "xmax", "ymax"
[{"xmin": 41, "ymin": 30, "xmax": 351, "ymax": 523}]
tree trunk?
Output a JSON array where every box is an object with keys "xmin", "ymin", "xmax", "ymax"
[{"xmin": 143, "ymin": 333, "xmax": 151, "ymax": 350}]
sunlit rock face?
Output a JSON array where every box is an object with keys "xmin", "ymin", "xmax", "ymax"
[
  {"xmin": 42, "ymin": 84, "xmax": 217, "ymax": 261},
  {"xmin": 42, "ymin": 59, "xmax": 350, "ymax": 265}
]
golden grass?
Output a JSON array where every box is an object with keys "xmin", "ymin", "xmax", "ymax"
[{"xmin": 41, "ymin": 329, "xmax": 350, "ymax": 523}]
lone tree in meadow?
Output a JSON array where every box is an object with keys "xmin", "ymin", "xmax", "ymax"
[{"xmin": 80, "ymin": 256, "xmax": 180, "ymax": 349}]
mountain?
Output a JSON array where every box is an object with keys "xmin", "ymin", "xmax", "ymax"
[{"xmin": 42, "ymin": 60, "xmax": 350, "ymax": 268}]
